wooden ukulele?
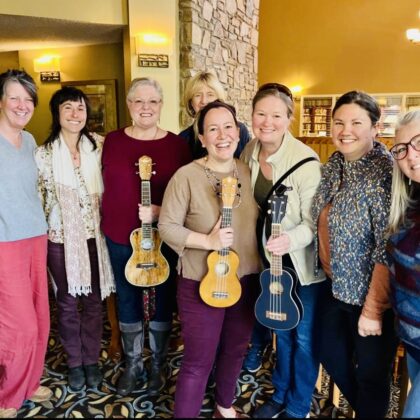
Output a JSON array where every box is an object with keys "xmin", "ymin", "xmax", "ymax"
[
  {"xmin": 254, "ymin": 192, "xmax": 303, "ymax": 330},
  {"xmin": 199, "ymin": 176, "xmax": 241, "ymax": 308},
  {"xmin": 125, "ymin": 155, "xmax": 169, "ymax": 287}
]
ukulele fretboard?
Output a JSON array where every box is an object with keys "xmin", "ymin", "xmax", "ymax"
[
  {"xmin": 141, "ymin": 180, "xmax": 152, "ymax": 240},
  {"xmin": 271, "ymin": 223, "xmax": 282, "ymax": 276},
  {"xmin": 219, "ymin": 207, "xmax": 232, "ymax": 256}
]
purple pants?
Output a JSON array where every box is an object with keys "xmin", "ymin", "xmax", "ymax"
[
  {"xmin": 174, "ymin": 274, "xmax": 258, "ymax": 418},
  {"xmin": 47, "ymin": 239, "xmax": 102, "ymax": 368}
]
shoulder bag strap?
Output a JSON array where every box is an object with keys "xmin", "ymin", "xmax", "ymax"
[{"xmin": 261, "ymin": 157, "xmax": 318, "ymax": 213}]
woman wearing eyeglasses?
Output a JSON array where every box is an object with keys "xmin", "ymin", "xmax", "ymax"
[
  {"xmin": 311, "ymin": 91, "xmax": 398, "ymax": 417},
  {"xmin": 242, "ymin": 83, "xmax": 327, "ymax": 419},
  {"xmin": 387, "ymin": 110, "xmax": 420, "ymax": 418},
  {"xmin": 101, "ymin": 77, "xmax": 191, "ymax": 396}
]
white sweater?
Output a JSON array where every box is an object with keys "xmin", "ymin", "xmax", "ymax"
[{"xmin": 241, "ymin": 131, "xmax": 326, "ymax": 285}]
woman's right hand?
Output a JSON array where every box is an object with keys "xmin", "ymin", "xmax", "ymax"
[{"xmin": 207, "ymin": 217, "xmax": 234, "ymax": 250}]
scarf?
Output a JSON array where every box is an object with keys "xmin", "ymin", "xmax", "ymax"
[{"xmin": 52, "ymin": 134, "xmax": 115, "ymax": 299}]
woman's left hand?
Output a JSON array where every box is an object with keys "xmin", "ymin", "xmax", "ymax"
[
  {"xmin": 358, "ymin": 314, "xmax": 382, "ymax": 337},
  {"xmin": 266, "ymin": 233, "xmax": 291, "ymax": 256},
  {"xmin": 138, "ymin": 204, "xmax": 160, "ymax": 223}
]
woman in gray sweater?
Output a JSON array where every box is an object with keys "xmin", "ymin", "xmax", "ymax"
[{"xmin": 0, "ymin": 69, "xmax": 52, "ymax": 418}]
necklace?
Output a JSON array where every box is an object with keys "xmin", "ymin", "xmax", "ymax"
[
  {"xmin": 203, "ymin": 157, "xmax": 242, "ymax": 208},
  {"xmin": 70, "ymin": 150, "xmax": 79, "ymax": 160}
]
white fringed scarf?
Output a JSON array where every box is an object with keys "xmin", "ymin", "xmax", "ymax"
[{"xmin": 52, "ymin": 134, "xmax": 115, "ymax": 299}]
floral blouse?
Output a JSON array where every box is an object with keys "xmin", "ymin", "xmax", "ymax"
[{"xmin": 36, "ymin": 146, "xmax": 96, "ymax": 243}]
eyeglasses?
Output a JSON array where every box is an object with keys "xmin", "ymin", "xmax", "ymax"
[
  {"xmin": 130, "ymin": 99, "xmax": 162, "ymax": 108},
  {"xmin": 257, "ymin": 82, "xmax": 293, "ymax": 101},
  {"xmin": 390, "ymin": 134, "xmax": 420, "ymax": 160}
]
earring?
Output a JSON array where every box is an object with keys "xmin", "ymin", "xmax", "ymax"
[{"xmin": 409, "ymin": 178, "xmax": 412, "ymax": 186}]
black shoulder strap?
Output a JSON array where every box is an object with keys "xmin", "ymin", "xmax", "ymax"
[{"xmin": 261, "ymin": 157, "xmax": 317, "ymax": 213}]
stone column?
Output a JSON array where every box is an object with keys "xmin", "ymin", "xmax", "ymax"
[{"xmin": 179, "ymin": 0, "xmax": 259, "ymax": 131}]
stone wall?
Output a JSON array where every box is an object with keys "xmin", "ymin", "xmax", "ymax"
[{"xmin": 179, "ymin": 0, "xmax": 259, "ymax": 131}]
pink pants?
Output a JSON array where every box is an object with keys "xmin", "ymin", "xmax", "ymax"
[{"xmin": 0, "ymin": 235, "xmax": 50, "ymax": 409}]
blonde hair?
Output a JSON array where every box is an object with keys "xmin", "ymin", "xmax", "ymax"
[
  {"xmin": 183, "ymin": 71, "xmax": 226, "ymax": 117},
  {"xmin": 126, "ymin": 77, "xmax": 163, "ymax": 102},
  {"xmin": 388, "ymin": 110, "xmax": 420, "ymax": 234}
]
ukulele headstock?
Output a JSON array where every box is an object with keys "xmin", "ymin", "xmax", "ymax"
[
  {"xmin": 138, "ymin": 155, "xmax": 153, "ymax": 181},
  {"xmin": 269, "ymin": 193, "xmax": 288, "ymax": 224},
  {"xmin": 221, "ymin": 176, "xmax": 238, "ymax": 208}
]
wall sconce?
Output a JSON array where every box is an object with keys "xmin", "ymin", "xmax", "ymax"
[
  {"xmin": 135, "ymin": 33, "xmax": 172, "ymax": 68},
  {"xmin": 290, "ymin": 85, "xmax": 303, "ymax": 101},
  {"xmin": 33, "ymin": 55, "xmax": 61, "ymax": 82},
  {"xmin": 406, "ymin": 28, "xmax": 420, "ymax": 44}
]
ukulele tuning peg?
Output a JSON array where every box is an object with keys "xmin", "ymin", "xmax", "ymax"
[
  {"xmin": 151, "ymin": 171, "xmax": 156, "ymax": 175},
  {"xmin": 267, "ymin": 209, "xmax": 272, "ymax": 214},
  {"xmin": 135, "ymin": 171, "xmax": 139, "ymax": 175},
  {"xmin": 135, "ymin": 162, "xmax": 139, "ymax": 166},
  {"xmin": 237, "ymin": 183, "xmax": 241, "ymax": 188}
]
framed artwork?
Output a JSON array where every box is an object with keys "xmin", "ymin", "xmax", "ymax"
[{"xmin": 61, "ymin": 79, "xmax": 118, "ymax": 136}]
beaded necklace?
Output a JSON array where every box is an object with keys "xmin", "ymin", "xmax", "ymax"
[{"xmin": 203, "ymin": 157, "xmax": 242, "ymax": 208}]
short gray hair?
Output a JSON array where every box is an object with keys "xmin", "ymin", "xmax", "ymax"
[
  {"xmin": 0, "ymin": 69, "xmax": 38, "ymax": 106},
  {"xmin": 126, "ymin": 77, "xmax": 163, "ymax": 102},
  {"xmin": 395, "ymin": 110, "xmax": 420, "ymax": 133}
]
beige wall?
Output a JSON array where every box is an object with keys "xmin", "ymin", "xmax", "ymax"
[
  {"xmin": 18, "ymin": 43, "xmax": 126, "ymax": 144},
  {"xmin": 0, "ymin": 52, "xmax": 19, "ymax": 72},
  {"xmin": 260, "ymin": 0, "xmax": 420, "ymax": 93},
  {"xmin": 128, "ymin": 0, "xmax": 179, "ymax": 133},
  {"xmin": 2, "ymin": 0, "xmax": 126, "ymax": 24},
  {"xmin": 259, "ymin": 0, "xmax": 420, "ymax": 135}
]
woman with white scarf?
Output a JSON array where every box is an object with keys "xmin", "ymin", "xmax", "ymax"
[{"xmin": 35, "ymin": 87, "xmax": 115, "ymax": 392}]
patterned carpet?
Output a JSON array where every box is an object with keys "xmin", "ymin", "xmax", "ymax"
[{"xmin": 17, "ymin": 298, "xmax": 402, "ymax": 418}]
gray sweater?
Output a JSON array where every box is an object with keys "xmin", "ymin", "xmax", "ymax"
[{"xmin": 0, "ymin": 131, "xmax": 47, "ymax": 241}]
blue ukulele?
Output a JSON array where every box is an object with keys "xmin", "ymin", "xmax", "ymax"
[{"xmin": 254, "ymin": 192, "xmax": 303, "ymax": 331}]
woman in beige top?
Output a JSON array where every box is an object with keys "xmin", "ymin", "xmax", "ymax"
[{"xmin": 159, "ymin": 100, "xmax": 260, "ymax": 418}]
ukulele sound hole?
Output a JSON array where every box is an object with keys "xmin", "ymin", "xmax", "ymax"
[
  {"xmin": 215, "ymin": 262, "xmax": 229, "ymax": 276},
  {"xmin": 269, "ymin": 281, "xmax": 283, "ymax": 295},
  {"xmin": 141, "ymin": 238, "xmax": 154, "ymax": 250}
]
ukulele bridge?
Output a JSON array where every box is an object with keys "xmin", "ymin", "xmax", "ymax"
[
  {"xmin": 266, "ymin": 311, "xmax": 287, "ymax": 321},
  {"xmin": 136, "ymin": 262, "xmax": 157, "ymax": 269},
  {"xmin": 212, "ymin": 291, "xmax": 229, "ymax": 299}
]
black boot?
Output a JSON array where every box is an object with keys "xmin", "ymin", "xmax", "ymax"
[
  {"xmin": 84, "ymin": 363, "xmax": 103, "ymax": 388},
  {"xmin": 117, "ymin": 327, "xmax": 146, "ymax": 396},
  {"xmin": 148, "ymin": 328, "xmax": 171, "ymax": 396},
  {"xmin": 68, "ymin": 366, "xmax": 86, "ymax": 391}
]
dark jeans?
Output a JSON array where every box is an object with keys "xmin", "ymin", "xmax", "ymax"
[
  {"xmin": 174, "ymin": 274, "xmax": 259, "ymax": 418},
  {"xmin": 272, "ymin": 280, "xmax": 329, "ymax": 417},
  {"xmin": 48, "ymin": 239, "xmax": 102, "ymax": 368},
  {"xmin": 105, "ymin": 236, "xmax": 177, "ymax": 324},
  {"xmin": 319, "ymin": 284, "xmax": 398, "ymax": 418}
]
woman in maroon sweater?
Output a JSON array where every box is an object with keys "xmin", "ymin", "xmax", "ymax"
[{"xmin": 101, "ymin": 77, "xmax": 191, "ymax": 396}]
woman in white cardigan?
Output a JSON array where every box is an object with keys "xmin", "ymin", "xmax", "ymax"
[{"xmin": 241, "ymin": 83, "xmax": 326, "ymax": 419}]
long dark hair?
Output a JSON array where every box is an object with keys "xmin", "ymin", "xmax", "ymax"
[{"xmin": 44, "ymin": 86, "xmax": 96, "ymax": 149}]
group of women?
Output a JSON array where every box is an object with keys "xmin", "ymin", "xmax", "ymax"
[{"xmin": 0, "ymin": 67, "xmax": 418, "ymax": 419}]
